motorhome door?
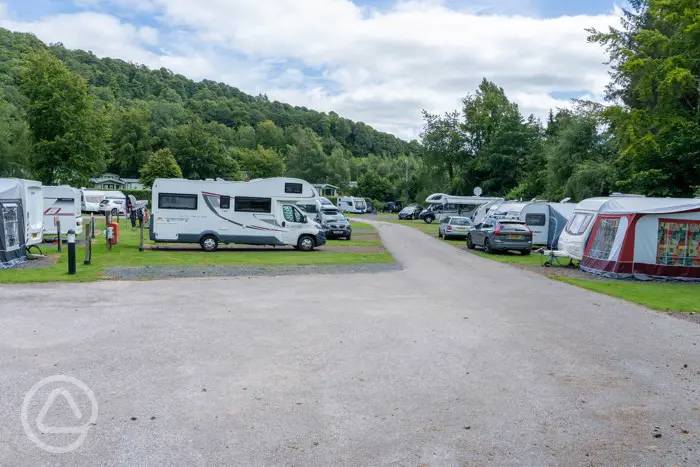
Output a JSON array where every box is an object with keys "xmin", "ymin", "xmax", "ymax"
[{"xmin": 281, "ymin": 204, "xmax": 307, "ymax": 245}]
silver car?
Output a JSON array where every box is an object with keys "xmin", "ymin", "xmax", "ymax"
[
  {"xmin": 438, "ymin": 216, "xmax": 472, "ymax": 239},
  {"xmin": 467, "ymin": 219, "xmax": 533, "ymax": 254}
]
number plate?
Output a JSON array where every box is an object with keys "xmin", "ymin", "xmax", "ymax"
[
  {"xmin": 507, "ymin": 234, "xmax": 524, "ymax": 240},
  {"xmin": 332, "ymin": 230, "xmax": 345, "ymax": 235}
]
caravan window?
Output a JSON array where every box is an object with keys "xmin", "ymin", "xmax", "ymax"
[
  {"xmin": 285, "ymin": 183, "xmax": 303, "ymax": 194},
  {"xmin": 566, "ymin": 213, "xmax": 593, "ymax": 235},
  {"xmin": 219, "ymin": 196, "xmax": 231, "ymax": 209},
  {"xmin": 525, "ymin": 213, "xmax": 546, "ymax": 226},
  {"xmin": 235, "ymin": 197, "xmax": 271, "ymax": 213},
  {"xmin": 159, "ymin": 193, "xmax": 198, "ymax": 210}
]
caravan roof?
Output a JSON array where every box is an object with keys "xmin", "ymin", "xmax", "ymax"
[
  {"xmin": 0, "ymin": 179, "xmax": 23, "ymax": 200},
  {"xmin": 425, "ymin": 193, "xmax": 501, "ymax": 205}
]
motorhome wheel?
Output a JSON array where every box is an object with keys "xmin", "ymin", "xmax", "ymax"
[
  {"xmin": 200, "ymin": 235, "xmax": 219, "ymax": 252},
  {"xmin": 297, "ymin": 235, "xmax": 315, "ymax": 251}
]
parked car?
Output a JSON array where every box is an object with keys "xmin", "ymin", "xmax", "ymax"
[
  {"xmin": 398, "ymin": 205, "xmax": 423, "ymax": 220},
  {"xmin": 320, "ymin": 207, "xmax": 352, "ymax": 240},
  {"xmin": 384, "ymin": 201, "xmax": 403, "ymax": 213},
  {"xmin": 438, "ymin": 216, "xmax": 472, "ymax": 239},
  {"xmin": 99, "ymin": 197, "xmax": 127, "ymax": 216},
  {"xmin": 467, "ymin": 219, "xmax": 532, "ymax": 254},
  {"xmin": 365, "ymin": 200, "xmax": 377, "ymax": 214},
  {"xmin": 419, "ymin": 204, "xmax": 441, "ymax": 223}
]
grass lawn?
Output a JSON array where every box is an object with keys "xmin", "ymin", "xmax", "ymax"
[
  {"xmin": 0, "ymin": 219, "xmax": 393, "ymax": 284},
  {"xmin": 555, "ymin": 277, "xmax": 700, "ymax": 313},
  {"xmin": 361, "ymin": 213, "xmax": 700, "ymax": 313}
]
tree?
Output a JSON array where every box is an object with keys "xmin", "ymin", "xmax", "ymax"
[
  {"xmin": 110, "ymin": 104, "xmax": 153, "ymax": 176},
  {"xmin": 357, "ymin": 170, "xmax": 393, "ymax": 201},
  {"xmin": 233, "ymin": 145, "xmax": 285, "ymax": 179},
  {"xmin": 589, "ymin": 0, "xmax": 700, "ymax": 195},
  {"xmin": 20, "ymin": 50, "xmax": 109, "ymax": 185},
  {"xmin": 140, "ymin": 148, "xmax": 182, "ymax": 187},
  {"xmin": 285, "ymin": 127, "xmax": 330, "ymax": 182},
  {"xmin": 0, "ymin": 97, "xmax": 32, "ymax": 177},
  {"xmin": 167, "ymin": 119, "xmax": 236, "ymax": 179},
  {"xmin": 255, "ymin": 120, "xmax": 284, "ymax": 149}
]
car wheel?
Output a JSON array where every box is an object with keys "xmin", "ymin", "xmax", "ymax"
[
  {"xmin": 200, "ymin": 235, "xmax": 219, "ymax": 252},
  {"xmin": 424, "ymin": 215, "xmax": 434, "ymax": 224},
  {"xmin": 467, "ymin": 235, "xmax": 475, "ymax": 250},
  {"xmin": 484, "ymin": 238, "xmax": 493, "ymax": 253},
  {"xmin": 297, "ymin": 235, "xmax": 315, "ymax": 251},
  {"xmin": 346, "ymin": 233, "xmax": 352, "ymax": 241},
  {"xmin": 111, "ymin": 208, "xmax": 118, "ymax": 216},
  {"xmin": 521, "ymin": 249, "xmax": 531, "ymax": 256}
]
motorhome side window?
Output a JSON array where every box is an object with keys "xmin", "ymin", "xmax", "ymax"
[
  {"xmin": 220, "ymin": 196, "xmax": 231, "ymax": 209},
  {"xmin": 525, "ymin": 214, "xmax": 546, "ymax": 226},
  {"xmin": 284, "ymin": 183, "xmax": 303, "ymax": 194},
  {"xmin": 235, "ymin": 197, "xmax": 271, "ymax": 213},
  {"xmin": 283, "ymin": 205, "xmax": 305, "ymax": 223},
  {"xmin": 159, "ymin": 193, "xmax": 198, "ymax": 210}
]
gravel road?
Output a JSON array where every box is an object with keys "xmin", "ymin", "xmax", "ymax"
[{"xmin": 0, "ymin": 220, "xmax": 698, "ymax": 465}]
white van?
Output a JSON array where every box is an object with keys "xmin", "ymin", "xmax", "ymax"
[
  {"xmin": 150, "ymin": 177, "xmax": 326, "ymax": 251},
  {"xmin": 81, "ymin": 189, "xmax": 106, "ymax": 213},
  {"xmin": 338, "ymin": 196, "xmax": 367, "ymax": 214},
  {"xmin": 43, "ymin": 186, "xmax": 83, "ymax": 235},
  {"xmin": 98, "ymin": 191, "xmax": 127, "ymax": 216}
]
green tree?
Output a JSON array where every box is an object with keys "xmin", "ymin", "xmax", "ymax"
[
  {"xmin": 234, "ymin": 124, "xmax": 256, "ymax": 149},
  {"xmin": 167, "ymin": 119, "xmax": 236, "ymax": 179},
  {"xmin": 357, "ymin": 170, "xmax": 393, "ymax": 201},
  {"xmin": 255, "ymin": 119, "xmax": 284, "ymax": 149},
  {"xmin": 110, "ymin": 104, "xmax": 153, "ymax": 176},
  {"xmin": 0, "ymin": 97, "xmax": 32, "ymax": 177},
  {"xmin": 285, "ymin": 127, "xmax": 330, "ymax": 182},
  {"xmin": 139, "ymin": 148, "xmax": 183, "ymax": 187},
  {"xmin": 20, "ymin": 50, "xmax": 109, "ymax": 185},
  {"xmin": 589, "ymin": 0, "xmax": 700, "ymax": 195},
  {"xmin": 233, "ymin": 145, "xmax": 285, "ymax": 179}
]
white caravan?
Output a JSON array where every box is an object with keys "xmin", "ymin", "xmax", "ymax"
[
  {"xmin": 338, "ymin": 196, "xmax": 367, "ymax": 214},
  {"xmin": 81, "ymin": 189, "xmax": 106, "ymax": 213},
  {"xmin": 43, "ymin": 186, "xmax": 83, "ymax": 236},
  {"xmin": 3, "ymin": 179, "xmax": 44, "ymax": 247},
  {"xmin": 557, "ymin": 195, "xmax": 644, "ymax": 260},
  {"xmin": 151, "ymin": 177, "xmax": 326, "ymax": 251},
  {"xmin": 422, "ymin": 193, "xmax": 502, "ymax": 223},
  {"xmin": 485, "ymin": 200, "xmax": 575, "ymax": 247},
  {"xmin": 0, "ymin": 179, "xmax": 27, "ymax": 266}
]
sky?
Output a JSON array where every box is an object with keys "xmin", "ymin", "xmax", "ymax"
[{"xmin": 0, "ymin": 0, "xmax": 623, "ymax": 140}]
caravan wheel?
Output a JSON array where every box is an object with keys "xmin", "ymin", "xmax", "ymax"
[{"xmin": 200, "ymin": 235, "xmax": 219, "ymax": 252}]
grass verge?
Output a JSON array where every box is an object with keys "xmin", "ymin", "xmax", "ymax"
[{"xmin": 0, "ymin": 219, "xmax": 393, "ymax": 283}]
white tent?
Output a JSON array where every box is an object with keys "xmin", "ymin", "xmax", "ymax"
[{"xmin": 580, "ymin": 197, "xmax": 700, "ymax": 280}]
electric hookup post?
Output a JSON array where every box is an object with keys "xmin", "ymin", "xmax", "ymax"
[
  {"xmin": 90, "ymin": 214, "xmax": 95, "ymax": 239},
  {"xmin": 67, "ymin": 229, "xmax": 76, "ymax": 275},
  {"xmin": 84, "ymin": 218, "xmax": 92, "ymax": 265},
  {"xmin": 56, "ymin": 218, "xmax": 62, "ymax": 253},
  {"xmin": 139, "ymin": 216, "xmax": 144, "ymax": 252}
]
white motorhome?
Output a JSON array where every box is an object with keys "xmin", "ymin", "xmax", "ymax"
[
  {"xmin": 485, "ymin": 200, "xmax": 575, "ymax": 247},
  {"xmin": 43, "ymin": 186, "xmax": 83, "ymax": 236},
  {"xmin": 150, "ymin": 177, "xmax": 326, "ymax": 251},
  {"xmin": 338, "ymin": 196, "xmax": 367, "ymax": 214},
  {"xmin": 81, "ymin": 189, "xmax": 106, "ymax": 213},
  {"xmin": 558, "ymin": 195, "xmax": 644, "ymax": 260},
  {"xmin": 3, "ymin": 179, "xmax": 44, "ymax": 247},
  {"xmin": 422, "ymin": 193, "xmax": 502, "ymax": 223}
]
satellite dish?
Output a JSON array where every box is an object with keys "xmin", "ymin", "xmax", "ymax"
[{"xmin": 473, "ymin": 187, "xmax": 483, "ymax": 197}]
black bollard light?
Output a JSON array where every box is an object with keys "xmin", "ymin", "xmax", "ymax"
[{"xmin": 67, "ymin": 229, "xmax": 76, "ymax": 275}]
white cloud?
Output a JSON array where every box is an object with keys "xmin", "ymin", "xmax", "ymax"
[{"xmin": 1, "ymin": 1, "xmax": 619, "ymax": 139}]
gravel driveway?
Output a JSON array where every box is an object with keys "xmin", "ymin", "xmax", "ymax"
[{"xmin": 0, "ymin": 221, "xmax": 698, "ymax": 465}]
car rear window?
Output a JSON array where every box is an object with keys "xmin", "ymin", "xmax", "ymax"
[
  {"xmin": 499, "ymin": 222, "xmax": 529, "ymax": 232},
  {"xmin": 450, "ymin": 218, "xmax": 471, "ymax": 225}
]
